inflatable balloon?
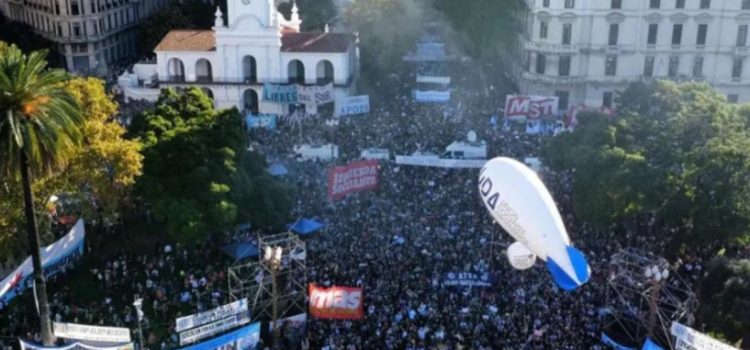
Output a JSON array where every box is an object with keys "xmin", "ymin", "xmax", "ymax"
[
  {"xmin": 507, "ymin": 242, "xmax": 536, "ymax": 270},
  {"xmin": 479, "ymin": 157, "xmax": 591, "ymax": 290}
]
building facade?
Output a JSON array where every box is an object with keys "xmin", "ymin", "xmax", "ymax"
[
  {"xmin": 0, "ymin": 0, "xmax": 169, "ymax": 72},
  {"xmin": 118, "ymin": 0, "xmax": 358, "ymax": 116},
  {"xmin": 521, "ymin": 0, "xmax": 750, "ymax": 110}
]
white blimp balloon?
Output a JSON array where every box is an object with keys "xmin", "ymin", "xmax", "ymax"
[
  {"xmin": 479, "ymin": 157, "xmax": 591, "ymax": 290},
  {"xmin": 507, "ymin": 241, "xmax": 536, "ymax": 270}
]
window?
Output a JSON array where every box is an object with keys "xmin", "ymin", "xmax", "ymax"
[
  {"xmin": 609, "ymin": 24, "xmax": 619, "ymax": 46},
  {"xmin": 737, "ymin": 25, "xmax": 748, "ymax": 47},
  {"xmin": 72, "ymin": 23, "xmax": 81, "ymax": 37},
  {"xmin": 697, "ymin": 24, "xmax": 708, "ymax": 46},
  {"xmin": 676, "ymin": 0, "xmax": 685, "ymax": 8},
  {"xmin": 644, "ymin": 56, "xmax": 655, "ymax": 77},
  {"xmin": 693, "ymin": 56, "xmax": 704, "ymax": 77},
  {"xmin": 564, "ymin": 0, "xmax": 575, "ymax": 9},
  {"xmin": 71, "ymin": 0, "xmax": 80, "ymax": 15},
  {"xmin": 559, "ymin": 56, "xmax": 571, "ymax": 76},
  {"xmin": 668, "ymin": 56, "xmax": 680, "ymax": 77},
  {"xmin": 605, "ymin": 55, "xmax": 617, "ymax": 76},
  {"xmin": 536, "ymin": 54, "xmax": 546, "ymax": 74},
  {"xmin": 562, "ymin": 23, "xmax": 572, "ymax": 45},
  {"xmin": 540, "ymin": 21, "xmax": 548, "ymax": 39},
  {"xmin": 555, "ymin": 91, "xmax": 570, "ymax": 110},
  {"xmin": 543, "ymin": 0, "xmax": 550, "ymax": 7},
  {"xmin": 650, "ymin": 0, "xmax": 660, "ymax": 9},
  {"xmin": 732, "ymin": 57, "xmax": 743, "ymax": 79},
  {"xmin": 744, "ymin": 0, "xmax": 750, "ymax": 10},
  {"xmin": 611, "ymin": 0, "xmax": 622, "ymax": 9},
  {"xmin": 700, "ymin": 0, "xmax": 710, "ymax": 9},
  {"xmin": 648, "ymin": 24, "xmax": 658, "ymax": 45},
  {"xmin": 672, "ymin": 24, "xmax": 683, "ymax": 45},
  {"xmin": 603, "ymin": 92, "xmax": 614, "ymax": 108},
  {"xmin": 728, "ymin": 94, "xmax": 739, "ymax": 103}
]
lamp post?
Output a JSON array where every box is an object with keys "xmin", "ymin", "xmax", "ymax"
[
  {"xmin": 264, "ymin": 246, "xmax": 283, "ymax": 349},
  {"xmin": 644, "ymin": 264, "xmax": 670, "ymax": 340},
  {"xmin": 132, "ymin": 298, "xmax": 145, "ymax": 350}
]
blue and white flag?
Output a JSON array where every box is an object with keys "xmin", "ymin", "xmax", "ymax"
[{"xmin": 245, "ymin": 114, "xmax": 277, "ymax": 130}]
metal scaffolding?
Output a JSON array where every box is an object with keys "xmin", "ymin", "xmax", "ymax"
[
  {"xmin": 604, "ymin": 248, "xmax": 697, "ymax": 350},
  {"xmin": 227, "ymin": 232, "xmax": 308, "ymax": 323}
]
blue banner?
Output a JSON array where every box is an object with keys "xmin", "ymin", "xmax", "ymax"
[
  {"xmin": 442, "ymin": 272, "xmax": 493, "ymax": 288},
  {"xmin": 263, "ymin": 84, "xmax": 298, "ymax": 103},
  {"xmin": 600, "ymin": 332, "xmax": 637, "ymax": 350},
  {"xmin": 179, "ymin": 322, "xmax": 260, "ymax": 350},
  {"xmin": 246, "ymin": 114, "xmax": 277, "ymax": 129}
]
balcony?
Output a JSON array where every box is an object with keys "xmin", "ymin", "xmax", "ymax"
[
  {"xmin": 159, "ymin": 75, "xmax": 356, "ymax": 88},
  {"xmin": 522, "ymin": 71, "xmax": 585, "ymax": 85},
  {"xmin": 524, "ymin": 41, "xmax": 579, "ymax": 54}
]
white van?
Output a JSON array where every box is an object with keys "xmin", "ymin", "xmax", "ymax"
[{"xmin": 294, "ymin": 144, "xmax": 339, "ymax": 161}]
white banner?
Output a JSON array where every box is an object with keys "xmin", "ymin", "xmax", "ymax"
[
  {"xmin": 298, "ymin": 83, "xmax": 334, "ymax": 106},
  {"xmin": 175, "ymin": 299, "xmax": 248, "ymax": 332},
  {"xmin": 1, "ymin": 220, "xmax": 86, "ymax": 306},
  {"xmin": 416, "ymin": 76, "xmax": 451, "ymax": 85},
  {"xmin": 19, "ymin": 340, "xmax": 133, "ymax": 350},
  {"xmin": 335, "ymin": 95, "xmax": 370, "ymax": 117},
  {"xmin": 414, "ymin": 90, "xmax": 450, "ymax": 103},
  {"xmin": 504, "ymin": 95, "xmax": 559, "ymax": 120},
  {"xmin": 670, "ymin": 322, "xmax": 739, "ymax": 350},
  {"xmin": 179, "ymin": 313, "xmax": 250, "ymax": 345},
  {"xmin": 53, "ymin": 322, "xmax": 131, "ymax": 343},
  {"xmin": 395, "ymin": 156, "xmax": 486, "ymax": 168}
]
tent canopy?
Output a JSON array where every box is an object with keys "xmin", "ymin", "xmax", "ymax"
[
  {"xmin": 267, "ymin": 163, "xmax": 288, "ymax": 177},
  {"xmin": 222, "ymin": 242, "xmax": 259, "ymax": 260},
  {"xmin": 288, "ymin": 218, "xmax": 325, "ymax": 235}
]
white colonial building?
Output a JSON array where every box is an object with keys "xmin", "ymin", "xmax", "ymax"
[
  {"xmin": 521, "ymin": 0, "xmax": 750, "ymax": 110},
  {"xmin": 118, "ymin": 0, "xmax": 358, "ymax": 116},
  {"xmin": 0, "ymin": 0, "xmax": 169, "ymax": 72}
]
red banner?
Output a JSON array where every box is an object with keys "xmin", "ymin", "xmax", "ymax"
[
  {"xmin": 327, "ymin": 160, "xmax": 379, "ymax": 200},
  {"xmin": 504, "ymin": 95, "xmax": 559, "ymax": 120},
  {"xmin": 308, "ymin": 284, "xmax": 364, "ymax": 320}
]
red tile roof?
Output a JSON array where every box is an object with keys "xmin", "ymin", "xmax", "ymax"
[
  {"xmin": 155, "ymin": 30, "xmax": 216, "ymax": 52},
  {"xmin": 281, "ymin": 32, "xmax": 354, "ymax": 53}
]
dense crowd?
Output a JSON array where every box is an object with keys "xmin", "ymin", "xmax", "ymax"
[{"xmin": 0, "ymin": 68, "xmax": 717, "ymax": 350}]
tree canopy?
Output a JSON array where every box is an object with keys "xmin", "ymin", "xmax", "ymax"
[
  {"xmin": 131, "ymin": 88, "xmax": 292, "ymax": 242},
  {"xmin": 541, "ymin": 81, "xmax": 750, "ymax": 248},
  {"xmin": 699, "ymin": 257, "xmax": 750, "ymax": 346}
]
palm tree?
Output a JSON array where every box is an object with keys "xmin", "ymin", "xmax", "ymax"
[{"xmin": 0, "ymin": 45, "xmax": 83, "ymax": 345}]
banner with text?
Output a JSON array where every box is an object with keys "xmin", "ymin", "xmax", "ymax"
[
  {"xmin": 394, "ymin": 156, "xmax": 486, "ymax": 169},
  {"xmin": 504, "ymin": 95, "xmax": 559, "ymax": 120},
  {"xmin": 175, "ymin": 299, "xmax": 248, "ymax": 332},
  {"xmin": 270, "ymin": 313, "xmax": 307, "ymax": 336},
  {"xmin": 309, "ymin": 285, "xmax": 364, "ymax": 320},
  {"xmin": 53, "ymin": 323, "xmax": 131, "ymax": 343},
  {"xmin": 19, "ymin": 340, "xmax": 133, "ymax": 350},
  {"xmin": 245, "ymin": 114, "xmax": 277, "ymax": 130},
  {"xmin": 262, "ymin": 83, "xmax": 334, "ymax": 106},
  {"xmin": 179, "ymin": 313, "xmax": 250, "ymax": 345},
  {"xmin": 442, "ymin": 272, "xmax": 493, "ymax": 288},
  {"xmin": 178, "ymin": 322, "xmax": 260, "ymax": 350},
  {"xmin": 670, "ymin": 322, "xmax": 739, "ymax": 350},
  {"xmin": 335, "ymin": 95, "xmax": 370, "ymax": 117},
  {"xmin": 414, "ymin": 90, "xmax": 451, "ymax": 103},
  {"xmin": 1, "ymin": 220, "xmax": 86, "ymax": 306},
  {"xmin": 327, "ymin": 160, "xmax": 379, "ymax": 201}
]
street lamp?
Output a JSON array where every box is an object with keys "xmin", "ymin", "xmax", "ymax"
[
  {"xmin": 644, "ymin": 264, "xmax": 670, "ymax": 340},
  {"xmin": 264, "ymin": 246, "xmax": 283, "ymax": 349},
  {"xmin": 132, "ymin": 298, "xmax": 145, "ymax": 350}
]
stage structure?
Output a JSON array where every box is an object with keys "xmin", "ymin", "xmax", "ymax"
[
  {"xmin": 604, "ymin": 248, "xmax": 696, "ymax": 350},
  {"xmin": 228, "ymin": 232, "xmax": 307, "ymax": 323}
]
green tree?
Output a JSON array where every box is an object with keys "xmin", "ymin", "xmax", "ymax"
[
  {"xmin": 137, "ymin": 0, "xmax": 215, "ymax": 58},
  {"xmin": 0, "ymin": 45, "xmax": 83, "ymax": 345},
  {"xmin": 542, "ymin": 81, "xmax": 750, "ymax": 247},
  {"xmin": 699, "ymin": 257, "xmax": 750, "ymax": 346},
  {"xmin": 133, "ymin": 88, "xmax": 292, "ymax": 242}
]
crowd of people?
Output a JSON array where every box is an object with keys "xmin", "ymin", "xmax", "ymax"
[{"xmin": 0, "ymin": 65, "xmax": 716, "ymax": 350}]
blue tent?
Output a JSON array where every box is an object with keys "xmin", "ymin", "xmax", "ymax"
[
  {"xmin": 222, "ymin": 242, "xmax": 259, "ymax": 260},
  {"xmin": 641, "ymin": 338, "xmax": 664, "ymax": 350},
  {"xmin": 288, "ymin": 218, "xmax": 325, "ymax": 236},
  {"xmin": 267, "ymin": 163, "xmax": 288, "ymax": 177}
]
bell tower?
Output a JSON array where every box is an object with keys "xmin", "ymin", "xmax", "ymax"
[{"xmin": 227, "ymin": 0, "xmax": 276, "ymax": 28}]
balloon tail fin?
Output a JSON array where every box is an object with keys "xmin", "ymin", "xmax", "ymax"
[{"xmin": 546, "ymin": 246, "xmax": 590, "ymax": 291}]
